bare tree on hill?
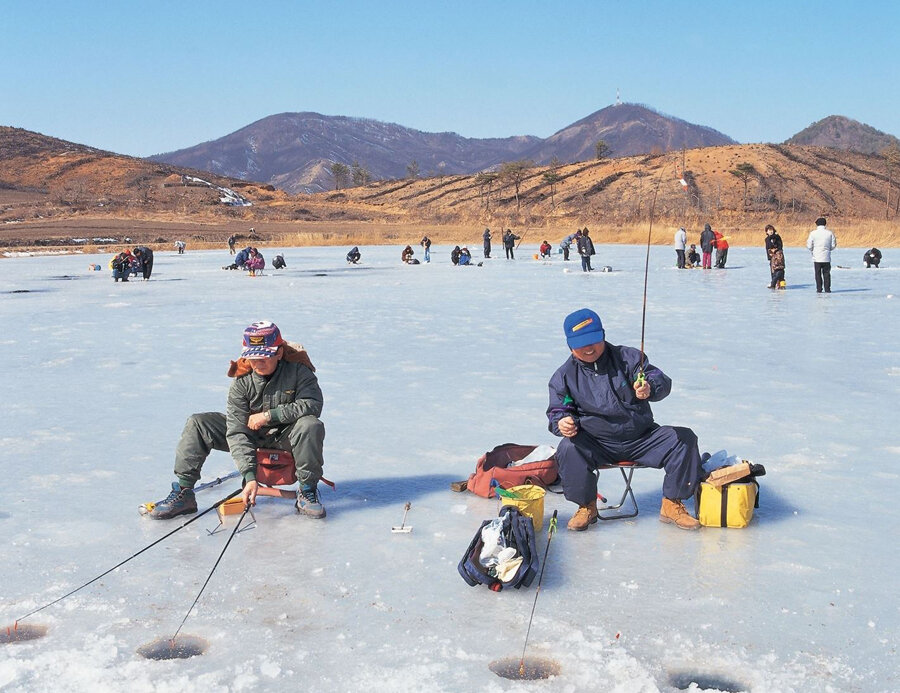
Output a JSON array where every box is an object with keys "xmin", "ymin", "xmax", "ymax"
[
  {"xmin": 730, "ymin": 162, "xmax": 757, "ymax": 209},
  {"xmin": 595, "ymin": 140, "xmax": 611, "ymax": 161},
  {"xmin": 330, "ymin": 162, "xmax": 350, "ymax": 191},
  {"xmin": 499, "ymin": 160, "xmax": 533, "ymax": 212},
  {"xmin": 351, "ymin": 161, "xmax": 371, "ymax": 187}
]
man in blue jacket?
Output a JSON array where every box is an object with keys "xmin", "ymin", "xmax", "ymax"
[{"xmin": 546, "ymin": 308, "xmax": 702, "ymax": 531}]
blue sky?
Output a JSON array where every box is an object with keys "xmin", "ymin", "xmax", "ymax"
[{"xmin": 4, "ymin": 1, "xmax": 898, "ymax": 157}]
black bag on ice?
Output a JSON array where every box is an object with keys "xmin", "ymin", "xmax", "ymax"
[{"xmin": 458, "ymin": 506, "xmax": 539, "ymax": 590}]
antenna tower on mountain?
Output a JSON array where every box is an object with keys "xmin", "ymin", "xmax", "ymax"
[{"xmin": 615, "ymin": 88, "xmax": 622, "ymax": 106}]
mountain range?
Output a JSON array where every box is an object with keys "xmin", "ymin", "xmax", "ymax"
[
  {"xmin": 150, "ymin": 104, "xmax": 737, "ymax": 194},
  {"xmin": 3, "ymin": 105, "xmax": 899, "ymax": 251}
]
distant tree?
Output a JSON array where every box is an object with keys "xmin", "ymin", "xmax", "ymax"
[
  {"xmin": 330, "ymin": 162, "xmax": 350, "ymax": 190},
  {"xmin": 595, "ymin": 140, "xmax": 611, "ymax": 161},
  {"xmin": 406, "ymin": 160, "xmax": 420, "ymax": 179},
  {"xmin": 730, "ymin": 162, "xmax": 757, "ymax": 209},
  {"xmin": 475, "ymin": 171, "xmax": 498, "ymax": 210},
  {"xmin": 499, "ymin": 159, "xmax": 533, "ymax": 211},
  {"xmin": 351, "ymin": 161, "xmax": 371, "ymax": 187},
  {"xmin": 543, "ymin": 158, "xmax": 563, "ymax": 207}
]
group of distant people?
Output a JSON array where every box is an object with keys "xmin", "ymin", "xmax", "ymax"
[
  {"xmin": 204, "ymin": 220, "xmax": 882, "ymax": 291},
  {"xmin": 110, "ymin": 246, "xmax": 153, "ymax": 282},
  {"xmin": 224, "ymin": 246, "xmax": 270, "ymax": 275},
  {"xmin": 669, "ymin": 216, "xmax": 882, "ymax": 293},
  {"xmin": 560, "ymin": 228, "xmax": 596, "ymax": 271}
]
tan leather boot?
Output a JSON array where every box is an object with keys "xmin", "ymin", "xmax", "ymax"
[
  {"xmin": 567, "ymin": 500, "xmax": 599, "ymax": 531},
  {"xmin": 659, "ymin": 498, "xmax": 700, "ymax": 530}
]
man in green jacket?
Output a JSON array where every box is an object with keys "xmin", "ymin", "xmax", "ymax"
[{"xmin": 148, "ymin": 321, "xmax": 326, "ymax": 519}]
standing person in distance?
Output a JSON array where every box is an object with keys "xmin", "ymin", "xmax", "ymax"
[
  {"xmin": 482, "ymin": 228, "xmax": 492, "ymax": 258},
  {"xmin": 228, "ymin": 234, "xmax": 237, "ymax": 254},
  {"xmin": 560, "ymin": 231, "xmax": 577, "ymax": 261},
  {"xmin": 806, "ymin": 216, "xmax": 837, "ymax": 293},
  {"xmin": 420, "ymin": 235, "xmax": 432, "ymax": 263},
  {"xmin": 764, "ymin": 224, "xmax": 783, "ymax": 288},
  {"xmin": 577, "ymin": 228, "xmax": 595, "ymax": 272},
  {"xmin": 674, "ymin": 227, "xmax": 687, "ymax": 269},
  {"xmin": 133, "ymin": 246, "xmax": 154, "ymax": 280},
  {"xmin": 713, "ymin": 229, "xmax": 729, "ymax": 268},
  {"xmin": 699, "ymin": 223, "xmax": 716, "ymax": 269},
  {"xmin": 503, "ymin": 229, "xmax": 520, "ymax": 259}
]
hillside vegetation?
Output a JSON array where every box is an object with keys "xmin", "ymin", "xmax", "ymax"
[{"xmin": 2, "ymin": 127, "xmax": 899, "ymax": 250}]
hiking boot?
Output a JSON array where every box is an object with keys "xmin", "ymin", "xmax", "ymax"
[
  {"xmin": 148, "ymin": 482, "xmax": 197, "ymax": 520},
  {"xmin": 659, "ymin": 498, "xmax": 700, "ymax": 530},
  {"xmin": 296, "ymin": 484, "xmax": 326, "ymax": 519},
  {"xmin": 567, "ymin": 500, "xmax": 598, "ymax": 531}
]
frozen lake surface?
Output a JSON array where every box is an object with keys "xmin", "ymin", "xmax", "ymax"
[{"xmin": 1, "ymin": 242, "xmax": 898, "ymax": 692}]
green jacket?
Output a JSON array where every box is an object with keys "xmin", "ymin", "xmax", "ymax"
[{"xmin": 225, "ymin": 359, "xmax": 323, "ymax": 482}]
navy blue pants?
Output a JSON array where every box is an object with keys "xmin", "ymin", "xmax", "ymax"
[{"xmin": 556, "ymin": 425, "xmax": 701, "ymax": 506}]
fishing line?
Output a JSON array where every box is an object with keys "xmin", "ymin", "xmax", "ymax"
[
  {"xmin": 518, "ymin": 510, "xmax": 559, "ymax": 677},
  {"xmin": 11, "ymin": 488, "xmax": 242, "ymax": 626},
  {"xmin": 170, "ymin": 504, "xmax": 250, "ymax": 642}
]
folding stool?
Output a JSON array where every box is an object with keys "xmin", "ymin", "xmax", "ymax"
[{"xmin": 594, "ymin": 461, "xmax": 646, "ymax": 520}]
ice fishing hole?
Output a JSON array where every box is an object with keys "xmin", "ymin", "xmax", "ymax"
[
  {"xmin": 1, "ymin": 623, "xmax": 48, "ymax": 644},
  {"xmin": 668, "ymin": 669, "xmax": 748, "ymax": 692},
  {"xmin": 136, "ymin": 635, "xmax": 209, "ymax": 660},
  {"xmin": 490, "ymin": 656, "xmax": 561, "ymax": 680}
]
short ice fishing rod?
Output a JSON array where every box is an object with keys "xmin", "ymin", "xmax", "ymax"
[
  {"xmin": 11, "ymin": 488, "xmax": 242, "ymax": 627},
  {"xmin": 636, "ymin": 172, "xmax": 664, "ymax": 388}
]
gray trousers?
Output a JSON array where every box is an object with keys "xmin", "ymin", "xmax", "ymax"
[{"xmin": 174, "ymin": 412, "xmax": 325, "ymax": 489}]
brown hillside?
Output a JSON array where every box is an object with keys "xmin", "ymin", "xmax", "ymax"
[{"xmin": 2, "ymin": 127, "xmax": 899, "ymax": 250}]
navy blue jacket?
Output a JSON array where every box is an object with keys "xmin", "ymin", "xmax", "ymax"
[
  {"xmin": 547, "ymin": 343, "xmax": 671, "ymax": 442},
  {"xmin": 234, "ymin": 247, "xmax": 251, "ymax": 267}
]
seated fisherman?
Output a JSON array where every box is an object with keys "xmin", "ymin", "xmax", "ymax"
[
  {"xmin": 546, "ymin": 308, "xmax": 702, "ymax": 531},
  {"xmin": 148, "ymin": 321, "xmax": 327, "ymax": 520}
]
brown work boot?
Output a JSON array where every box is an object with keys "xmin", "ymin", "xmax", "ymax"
[
  {"xmin": 567, "ymin": 500, "xmax": 598, "ymax": 531},
  {"xmin": 659, "ymin": 498, "xmax": 700, "ymax": 530}
]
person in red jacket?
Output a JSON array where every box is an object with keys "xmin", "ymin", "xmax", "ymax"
[
  {"xmin": 713, "ymin": 230, "xmax": 729, "ymax": 268},
  {"xmin": 539, "ymin": 240, "xmax": 552, "ymax": 258}
]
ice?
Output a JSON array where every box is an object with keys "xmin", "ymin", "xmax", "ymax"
[{"xmin": 0, "ymin": 243, "xmax": 898, "ymax": 691}]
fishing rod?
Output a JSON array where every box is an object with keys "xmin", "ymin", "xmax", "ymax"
[
  {"xmin": 636, "ymin": 172, "xmax": 665, "ymax": 387},
  {"xmin": 170, "ymin": 504, "xmax": 251, "ymax": 642},
  {"xmin": 11, "ymin": 488, "xmax": 242, "ymax": 626},
  {"xmin": 518, "ymin": 509, "xmax": 558, "ymax": 677}
]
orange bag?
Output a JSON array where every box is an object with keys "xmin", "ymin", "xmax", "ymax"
[
  {"xmin": 466, "ymin": 444, "xmax": 558, "ymax": 498},
  {"xmin": 256, "ymin": 448, "xmax": 297, "ymax": 486}
]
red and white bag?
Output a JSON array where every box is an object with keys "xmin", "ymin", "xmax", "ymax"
[{"xmin": 466, "ymin": 443, "xmax": 558, "ymax": 498}]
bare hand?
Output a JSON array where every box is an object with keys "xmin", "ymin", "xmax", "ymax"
[
  {"xmin": 558, "ymin": 416, "xmax": 578, "ymax": 438},
  {"xmin": 633, "ymin": 380, "xmax": 651, "ymax": 400},
  {"xmin": 248, "ymin": 412, "xmax": 270, "ymax": 430},
  {"xmin": 241, "ymin": 480, "xmax": 259, "ymax": 508}
]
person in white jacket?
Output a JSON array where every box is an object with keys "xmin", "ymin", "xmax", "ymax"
[
  {"xmin": 673, "ymin": 227, "xmax": 687, "ymax": 268},
  {"xmin": 806, "ymin": 216, "xmax": 837, "ymax": 293}
]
